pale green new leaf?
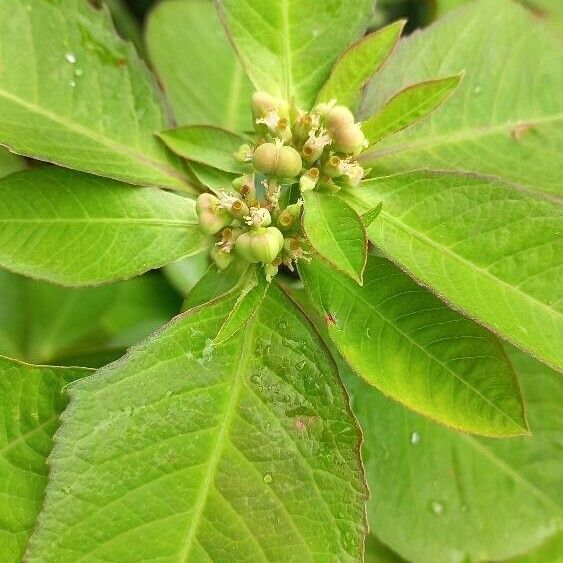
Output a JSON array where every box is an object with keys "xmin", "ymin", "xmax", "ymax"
[
  {"xmin": 216, "ymin": 0, "xmax": 374, "ymax": 108},
  {"xmin": 0, "ymin": 269, "xmax": 181, "ymax": 367},
  {"xmin": 362, "ymin": 75, "xmax": 462, "ymax": 145},
  {"xmin": 300, "ymin": 255, "xmax": 527, "ymax": 436},
  {"xmin": 214, "ymin": 269, "xmax": 270, "ymax": 344},
  {"xmin": 158, "ymin": 126, "xmax": 247, "ymax": 173},
  {"xmin": 348, "ymin": 346, "xmax": 563, "ymax": 562},
  {"xmin": 0, "ymin": 167, "xmax": 205, "ymax": 286},
  {"xmin": 146, "ymin": 0, "xmax": 253, "ymax": 132},
  {"xmin": 0, "ymin": 356, "xmax": 91, "ymax": 563},
  {"xmin": 359, "ymin": 0, "xmax": 563, "ymax": 195},
  {"xmin": 344, "ymin": 172, "xmax": 563, "ymax": 371},
  {"xmin": 303, "ymin": 191, "xmax": 367, "ymax": 284},
  {"xmin": 0, "ymin": 0, "xmax": 191, "ymax": 191},
  {"xmin": 27, "ymin": 286, "xmax": 367, "ymax": 562},
  {"xmin": 316, "ymin": 20, "xmax": 405, "ymax": 109}
]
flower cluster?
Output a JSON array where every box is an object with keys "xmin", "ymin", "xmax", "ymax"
[{"xmin": 196, "ymin": 91, "xmax": 368, "ymax": 279}]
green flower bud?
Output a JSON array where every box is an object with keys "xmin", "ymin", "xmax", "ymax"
[
  {"xmin": 232, "ymin": 174, "xmax": 257, "ymax": 204},
  {"xmin": 210, "ymin": 246, "xmax": 233, "ymax": 270},
  {"xmin": 276, "ymin": 202, "xmax": 303, "ymax": 232},
  {"xmin": 235, "ymin": 227, "xmax": 284, "ymax": 264},
  {"xmin": 234, "ymin": 143, "xmax": 253, "ymax": 164},
  {"xmin": 196, "ymin": 193, "xmax": 231, "ymax": 235},
  {"xmin": 333, "ymin": 123, "xmax": 367, "ymax": 155},
  {"xmin": 234, "ymin": 232, "xmax": 259, "ymax": 263},
  {"xmin": 326, "ymin": 105, "xmax": 355, "ymax": 130},
  {"xmin": 252, "ymin": 91, "xmax": 279, "ymax": 116},
  {"xmin": 253, "ymin": 141, "xmax": 302, "ymax": 178},
  {"xmin": 299, "ymin": 167, "xmax": 319, "ymax": 192}
]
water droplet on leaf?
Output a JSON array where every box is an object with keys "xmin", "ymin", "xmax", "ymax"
[
  {"xmin": 429, "ymin": 500, "xmax": 445, "ymax": 516},
  {"xmin": 263, "ymin": 473, "xmax": 273, "ymax": 484},
  {"xmin": 65, "ymin": 52, "xmax": 77, "ymax": 64},
  {"xmin": 410, "ymin": 431, "xmax": 421, "ymax": 445}
]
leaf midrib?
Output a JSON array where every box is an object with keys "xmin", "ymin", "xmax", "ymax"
[
  {"xmin": 318, "ymin": 269, "xmax": 525, "ymax": 432},
  {"xmin": 0, "ymin": 88, "xmax": 188, "ymax": 184},
  {"xmin": 177, "ymin": 315, "xmax": 257, "ymax": 562},
  {"xmin": 462, "ymin": 434, "xmax": 562, "ymax": 514},
  {"xmin": 373, "ymin": 208, "xmax": 561, "ymax": 322},
  {"xmin": 306, "ymin": 194, "xmax": 360, "ymax": 280},
  {"xmin": 361, "ymin": 112, "xmax": 563, "ymax": 161}
]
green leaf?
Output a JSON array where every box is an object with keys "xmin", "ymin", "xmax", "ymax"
[
  {"xmin": 0, "ymin": 0, "xmax": 191, "ymax": 191},
  {"xmin": 214, "ymin": 269, "xmax": 270, "ymax": 345},
  {"xmin": 184, "ymin": 260, "xmax": 249, "ymax": 310},
  {"xmin": 216, "ymin": 0, "xmax": 374, "ymax": 108},
  {"xmin": 501, "ymin": 532, "xmax": 563, "ymax": 563},
  {"xmin": 347, "ymin": 345, "xmax": 563, "ymax": 562},
  {"xmin": 0, "ymin": 147, "xmax": 26, "ymax": 178},
  {"xmin": 364, "ymin": 535, "xmax": 407, "ymax": 563},
  {"xmin": 0, "ymin": 269, "xmax": 181, "ymax": 367},
  {"xmin": 190, "ymin": 162, "xmax": 238, "ymax": 194},
  {"xmin": 316, "ymin": 20, "xmax": 405, "ymax": 109},
  {"xmin": 360, "ymin": 202, "xmax": 383, "ymax": 228},
  {"xmin": 300, "ymin": 255, "xmax": 528, "ymax": 436},
  {"xmin": 102, "ymin": 0, "xmax": 146, "ymax": 57},
  {"xmin": 362, "ymin": 74, "xmax": 462, "ymax": 145},
  {"xmin": 0, "ymin": 356, "xmax": 91, "ymax": 563},
  {"xmin": 344, "ymin": 171, "xmax": 563, "ymax": 371},
  {"xmin": 359, "ymin": 0, "xmax": 563, "ymax": 195},
  {"xmin": 164, "ymin": 252, "xmax": 210, "ymax": 297},
  {"xmin": 27, "ymin": 286, "xmax": 367, "ymax": 562},
  {"xmin": 158, "ymin": 126, "xmax": 247, "ymax": 174},
  {"xmin": 0, "ymin": 167, "xmax": 205, "ymax": 286},
  {"xmin": 146, "ymin": 0, "xmax": 253, "ymax": 132},
  {"xmin": 303, "ymin": 191, "xmax": 367, "ymax": 284}
]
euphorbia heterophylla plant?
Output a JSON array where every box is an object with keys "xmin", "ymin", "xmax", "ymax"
[{"xmin": 0, "ymin": 0, "xmax": 561, "ymax": 561}]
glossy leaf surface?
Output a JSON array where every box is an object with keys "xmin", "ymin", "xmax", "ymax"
[
  {"xmin": 0, "ymin": 357, "xmax": 90, "ymax": 563},
  {"xmin": 301, "ymin": 255, "xmax": 527, "ymax": 436},
  {"xmin": 303, "ymin": 191, "xmax": 367, "ymax": 284},
  {"xmin": 0, "ymin": 167, "xmax": 205, "ymax": 286},
  {"xmin": 216, "ymin": 0, "xmax": 374, "ymax": 108},
  {"xmin": 28, "ymin": 286, "xmax": 367, "ymax": 562},
  {"xmin": 345, "ymin": 172, "xmax": 563, "ymax": 371},
  {"xmin": 0, "ymin": 0, "xmax": 190, "ymax": 190}
]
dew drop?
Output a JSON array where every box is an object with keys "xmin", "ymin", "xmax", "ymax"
[
  {"xmin": 429, "ymin": 500, "xmax": 445, "ymax": 516},
  {"xmin": 295, "ymin": 360, "xmax": 306, "ymax": 371},
  {"xmin": 410, "ymin": 431, "xmax": 421, "ymax": 445},
  {"xmin": 365, "ymin": 327, "xmax": 373, "ymax": 339},
  {"xmin": 74, "ymin": 68, "xmax": 83, "ymax": 77},
  {"xmin": 65, "ymin": 52, "xmax": 77, "ymax": 64},
  {"xmin": 263, "ymin": 473, "xmax": 273, "ymax": 484},
  {"xmin": 62, "ymin": 486, "xmax": 71, "ymax": 494},
  {"xmin": 473, "ymin": 85, "xmax": 482, "ymax": 94},
  {"xmin": 69, "ymin": 80, "xmax": 76, "ymax": 88}
]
